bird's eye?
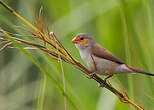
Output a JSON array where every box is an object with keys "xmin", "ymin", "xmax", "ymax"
[{"xmin": 80, "ymin": 37, "xmax": 84, "ymax": 40}]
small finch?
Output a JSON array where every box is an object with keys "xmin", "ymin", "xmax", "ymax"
[{"xmin": 72, "ymin": 33, "xmax": 154, "ymax": 85}]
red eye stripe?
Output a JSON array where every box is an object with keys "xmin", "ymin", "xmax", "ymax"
[{"xmin": 72, "ymin": 36, "xmax": 87, "ymax": 44}]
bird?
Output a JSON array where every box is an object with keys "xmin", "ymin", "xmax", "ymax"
[{"xmin": 72, "ymin": 33, "xmax": 154, "ymax": 86}]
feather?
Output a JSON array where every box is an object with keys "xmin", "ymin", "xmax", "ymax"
[
  {"xmin": 91, "ymin": 42, "xmax": 124, "ymax": 64},
  {"xmin": 126, "ymin": 65, "xmax": 154, "ymax": 76}
]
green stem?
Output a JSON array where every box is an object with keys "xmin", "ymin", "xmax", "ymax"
[
  {"xmin": 37, "ymin": 75, "xmax": 46, "ymax": 110},
  {"xmin": 119, "ymin": 0, "xmax": 134, "ymax": 101}
]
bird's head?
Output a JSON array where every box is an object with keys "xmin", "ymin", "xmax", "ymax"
[{"xmin": 72, "ymin": 33, "xmax": 94, "ymax": 49}]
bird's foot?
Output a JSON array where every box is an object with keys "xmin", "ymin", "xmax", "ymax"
[
  {"xmin": 87, "ymin": 72, "xmax": 96, "ymax": 79},
  {"xmin": 98, "ymin": 74, "xmax": 113, "ymax": 88},
  {"xmin": 98, "ymin": 79, "xmax": 107, "ymax": 88},
  {"xmin": 98, "ymin": 83, "xmax": 104, "ymax": 88}
]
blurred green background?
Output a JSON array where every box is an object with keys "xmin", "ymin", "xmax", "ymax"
[{"xmin": 0, "ymin": 0, "xmax": 154, "ymax": 110}]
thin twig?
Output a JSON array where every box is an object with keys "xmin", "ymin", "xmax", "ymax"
[
  {"xmin": 117, "ymin": 78, "xmax": 129, "ymax": 99},
  {"xmin": 0, "ymin": 30, "xmax": 33, "ymax": 37},
  {"xmin": 52, "ymin": 33, "xmax": 67, "ymax": 110},
  {"xmin": 59, "ymin": 57, "xmax": 67, "ymax": 110},
  {"xmin": 0, "ymin": 42, "xmax": 12, "ymax": 51}
]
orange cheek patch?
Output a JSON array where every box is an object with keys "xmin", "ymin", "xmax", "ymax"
[{"xmin": 81, "ymin": 39, "xmax": 88, "ymax": 45}]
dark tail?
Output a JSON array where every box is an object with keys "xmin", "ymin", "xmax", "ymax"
[{"xmin": 126, "ymin": 65, "xmax": 154, "ymax": 76}]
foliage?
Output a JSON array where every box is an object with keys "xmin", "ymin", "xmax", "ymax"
[{"xmin": 0, "ymin": 0, "xmax": 154, "ymax": 110}]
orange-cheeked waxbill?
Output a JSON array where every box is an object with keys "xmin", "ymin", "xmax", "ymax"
[{"xmin": 72, "ymin": 33, "xmax": 154, "ymax": 81}]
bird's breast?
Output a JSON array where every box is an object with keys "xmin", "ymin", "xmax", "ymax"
[{"xmin": 79, "ymin": 49, "xmax": 95, "ymax": 70}]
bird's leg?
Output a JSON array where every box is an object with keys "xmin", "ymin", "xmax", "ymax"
[
  {"xmin": 103, "ymin": 74, "xmax": 113, "ymax": 81},
  {"xmin": 98, "ymin": 74, "xmax": 113, "ymax": 88}
]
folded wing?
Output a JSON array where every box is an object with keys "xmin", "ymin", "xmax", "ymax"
[{"xmin": 91, "ymin": 43, "xmax": 124, "ymax": 64}]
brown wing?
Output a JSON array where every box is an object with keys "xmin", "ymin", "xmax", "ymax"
[{"xmin": 91, "ymin": 43, "xmax": 125, "ymax": 64}]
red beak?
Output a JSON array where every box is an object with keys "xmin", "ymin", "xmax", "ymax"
[{"xmin": 72, "ymin": 37, "xmax": 79, "ymax": 44}]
